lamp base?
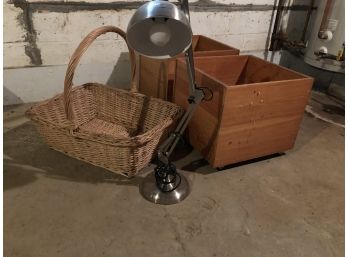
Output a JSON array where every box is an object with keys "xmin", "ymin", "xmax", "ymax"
[{"xmin": 139, "ymin": 170, "xmax": 190, "ymax": 205}]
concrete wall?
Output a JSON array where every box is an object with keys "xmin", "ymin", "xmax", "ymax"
[{"xmin": 4, "ymin": 0, "xmax": 312, "ymax": 105}]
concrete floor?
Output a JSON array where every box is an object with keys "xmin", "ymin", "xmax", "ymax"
[{"xmin": 4, "ymin": 93, "xmax": 344, "ymax": 257}]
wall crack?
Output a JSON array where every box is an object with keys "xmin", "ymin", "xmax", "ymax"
[{"xmin": 13, "ymin": 0, "xmax": 43, "ymax": 66}]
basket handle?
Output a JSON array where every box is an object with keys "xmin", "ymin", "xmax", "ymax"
[{"xmin": 64, "ymin": 26, "xmax": 136, "ymax": 121}]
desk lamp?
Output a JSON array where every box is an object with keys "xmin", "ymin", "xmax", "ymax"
[{"xmin": 127, "ymin": 0, "xmax": 206, "ymax": 204}]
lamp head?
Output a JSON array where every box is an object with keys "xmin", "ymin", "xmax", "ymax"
[{"xmin": 126, "ymin": 0, "xmax": 192, "ymax": 59}]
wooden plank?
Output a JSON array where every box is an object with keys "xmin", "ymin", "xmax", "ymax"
[
  {"xmin": 194, "ymin": 49, "xmax": 240, "ymax": 57},
  {"xmin": 213, "ymin": 135, "xmax": 296, "ymax": 167},
  {"xmin": 221, "ymin": 78, "xmax": 313, "ymax": 127},
  {"xmin": 240, "ymin": 55, "xmax": 306, "ymax": 84},
  {"xmin": 195, "ymin": 35, "xmax": 238, "ymax": 52},
  {"xmin": 213, "ymin": 115, "xmax": 302, "ymax": 167},
  {"xmin": 138, "ymin": 56, "xmax": 169, "ymax": 99},
  {"xmin": 193, "ymin": 55, "xmax": 248, "ymax": 86},
  {"xmin": 192, "ymin": 35, "xmax": 200, "ymax": 50}
]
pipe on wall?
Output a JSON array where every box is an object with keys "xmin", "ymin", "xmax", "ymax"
[
  {"xmin": 301, "ymin": 0, "xmax": 315, "ymax": 43},
  {"xmin": 269, "ymin": 0, "xmax": 285, "ymax": 51},
  {"xmin": 270, "ymin": 0, "xmax": 316, "ymax": 51}
]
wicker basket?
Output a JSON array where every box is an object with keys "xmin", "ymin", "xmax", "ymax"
[{"xmin": 26, "ymin": 26, "xmax": 184, "ymax": 178}]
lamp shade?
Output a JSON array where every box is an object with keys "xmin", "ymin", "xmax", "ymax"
[{"xmin": 126, "ymin": 1, "xmax": 192, "ymax": 59}]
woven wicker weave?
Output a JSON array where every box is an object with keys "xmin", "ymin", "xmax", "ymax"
[{"xmin": 26, "ymin": 26, "xmax": 184, "ymax": 178}]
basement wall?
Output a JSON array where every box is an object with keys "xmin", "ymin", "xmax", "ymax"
[{"xmin": 4, "ymin": 0, "xmax": 312, "ymax": 105}]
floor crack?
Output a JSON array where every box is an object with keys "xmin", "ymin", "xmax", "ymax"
[{"xmin": 163, "ymin": 208, "xmax": 193, "ymax": 257}]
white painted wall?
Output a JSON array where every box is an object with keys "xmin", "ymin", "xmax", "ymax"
[{"xmin": 4, "ymin": 0, "xmax": 310, "ymax": 105}]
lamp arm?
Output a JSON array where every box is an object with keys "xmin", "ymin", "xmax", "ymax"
[
  {"xmin": 157, "ymin": 47, "xmax": 204, "ymax": 165},
  {"xmin": 185, "ymin": 46, "xmax": 197, "ymax": 95},
  {"xmin": 179, "ymin": 0, "xmax": 191, "ymax": 22},
  {"xmin": 157, "ymin": 88, "xmax": 204, "ymax": 164}
]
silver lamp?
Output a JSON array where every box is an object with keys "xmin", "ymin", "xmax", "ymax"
[{"xmin": 127, "ymin": 0, "xmax": 206, "ymax": 205}]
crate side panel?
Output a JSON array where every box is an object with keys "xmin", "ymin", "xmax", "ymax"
[
  {"xmin": 192, "ymin": 35, "xmax": 200, "ymax": 51},
  {"xmin": 213, "ymin": 115, "xmax": 302, "ymax": 167},
  {"xmin": 240, "ymin": 56, "xmax": 306, "ymax": 84},
  {"xmin": 194, "ymin": 55, "xmax": 248, "ymax": 86},
  {"xmin": 221, "ymin": 79, "xmax": 313, "ymax": 127},
  {"xmin": 139, "ymin": 56, "xmax": 169, "ymax": 99},
  {"xmin": 213, "ymin": 78, "xmax": 313, "ymax": 167}
]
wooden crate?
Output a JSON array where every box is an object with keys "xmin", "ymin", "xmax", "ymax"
[
  {"xmin": 138, "ymin": 35, "xmax": 240, "ymax": 100},
  {"xmin": 174, "ymin": 55, "xmax": 313, "ymax": 168}
]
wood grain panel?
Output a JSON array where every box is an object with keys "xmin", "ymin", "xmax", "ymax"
[
  {"xmin": 195, "ymin": 35, "xmax": 234, "ymax": 51},
  {"xmin": 239, "ymin": 55, "xmax": 306, "ymax": 84},
  {"xmin": 221, "ymin": 79, "xmax": 313, "ymax": 127},
  {"xmin": 213, "ymin": 116, "xmax": 302, "ymax": 167},
  {"xmin": 193, "ymin": 55, "xmax": 248, "ymax": 86},
  {"xmin": 139, "ymin": 56, "xmax": 169, "ymax": 99}
]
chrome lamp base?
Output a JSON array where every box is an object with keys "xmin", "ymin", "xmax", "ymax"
[{"xmin": 139, "ymin": 167, "xmax": 190, "ymax": 205}]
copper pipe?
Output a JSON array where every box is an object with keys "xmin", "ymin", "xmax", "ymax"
[{"xmin": 318, "ymin": 0, "xmax": 335, "ymax": 39}]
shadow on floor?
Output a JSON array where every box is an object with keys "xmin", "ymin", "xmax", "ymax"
[
  {"xmin": 170, "ymin": 139, "xmax": 194, "ymax": 162},
  {"xmin": 179, "ymin": 153, "xmax": 286, "ymax": 175},
  {"xmin": 5, "ymin": 114, "xmax": 330, "ymax": 191},
  {"xmin": 4, "ymin": 122, "xmax": 142, "ymax": 191},
  {"xmin": 4, "ymin": 87, "xmax": 24, "ymax": 106},
  {"xmin": 216, "ymin": 153, "xmax": 286, "ymax": 171}
]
